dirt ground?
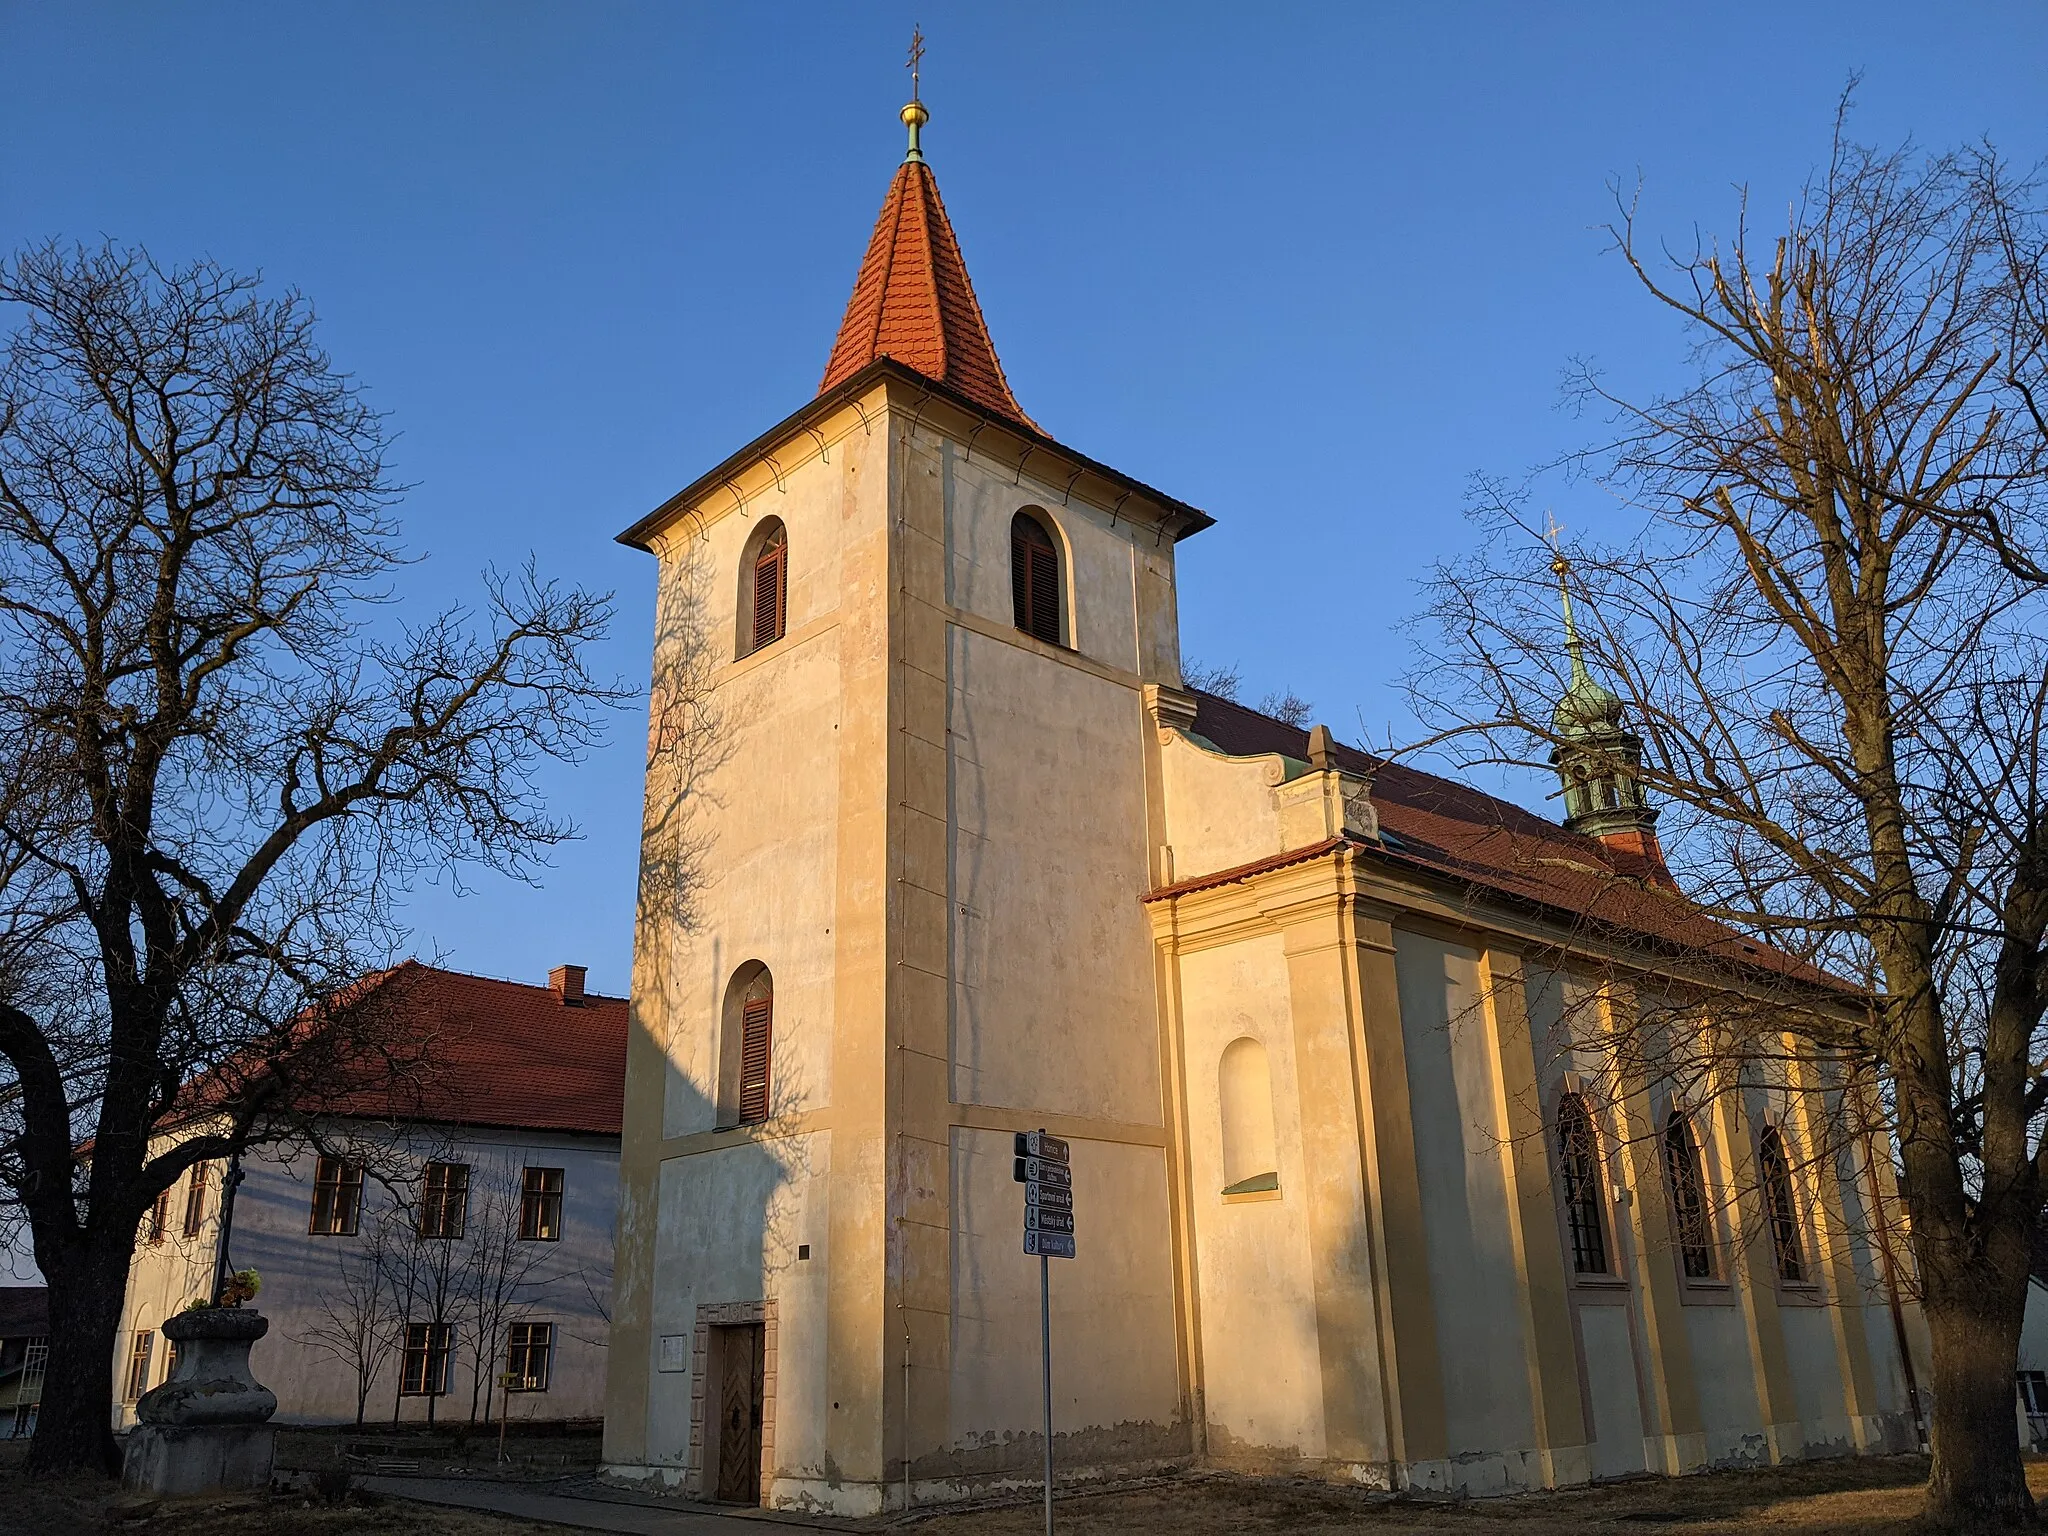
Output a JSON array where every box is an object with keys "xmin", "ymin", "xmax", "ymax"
[
  {"xmin": 908, "ymin": 1456, "xmax": 2048, "ymax": 1535},
  {"xmin": 0, "ymin": 1472, "xmax": 561, "ymax": 1536}
]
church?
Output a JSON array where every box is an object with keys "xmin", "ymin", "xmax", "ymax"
[{"xmin": 599, "ymin": 86, "xmax": 1926, "ymax": 1514}]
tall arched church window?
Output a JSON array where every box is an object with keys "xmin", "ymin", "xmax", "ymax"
[
  {"xmin": 1557, "ymin": 1094, "xmax": 1609, "ymax": 1275},
  {"xmin": 718, "ymin": 965, "xmax": 774, "ymax": 1127},
  {"xmin": 1662, "ymin": 1109, "xmax": 1715, "ymax": 1279},
  {"xmin": 737, "ymin": 519, "xmax": 788, "ymax": 658},
  {"xmin": 1218, "ymin": 1036, "xmax": 1279, "ymax": 1196},
  {"xmin": 1759, "ymin": 1127, "xmax": 1805, "ymax": 1283},
  {"xmin": 1010, "ymin": 512, "xmax": 1063, "ymax": 647}
]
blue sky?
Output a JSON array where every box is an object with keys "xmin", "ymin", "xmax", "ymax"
[{"xmin": 4, "ymin": 2, "xmax": 2043, "ymax": 1001}]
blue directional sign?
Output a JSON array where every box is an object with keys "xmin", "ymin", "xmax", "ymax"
[{"xmin": 1014, "ymin": 1131, "xmax": 1075, "ymax": 1259}]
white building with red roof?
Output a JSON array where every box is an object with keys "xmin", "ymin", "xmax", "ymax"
[{"xmin": 115, "ymin": 962, "xmax": 624, "ymax": 1430}]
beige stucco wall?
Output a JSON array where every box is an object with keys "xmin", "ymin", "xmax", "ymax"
[{"xmin": 1177, "ymin": 934, "xmax": 1325, "ymax": 1463}]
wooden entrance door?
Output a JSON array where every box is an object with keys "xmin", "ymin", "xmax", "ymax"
[{"xmin": 711, "ymin": 1323, "xmax": 764, "ymax": 1504}]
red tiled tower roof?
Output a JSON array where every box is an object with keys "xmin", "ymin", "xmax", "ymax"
[{"xmin": 819, "ymin": 155, "xmax": 1035, "ymax": 431}]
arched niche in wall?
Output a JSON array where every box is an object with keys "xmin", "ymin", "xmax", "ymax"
[{"xmin": 1219, "ymin": 1035, "xmax": 1279, "ymax": 1198}]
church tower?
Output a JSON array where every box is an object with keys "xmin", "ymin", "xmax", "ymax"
[
  {"xmin": 1546, "ymin": 551, "xmax": 1674, "ymax": 886},
  {"xmin": 602, "ymin": 77, "xmax": 1208, "ymax": 1512}
]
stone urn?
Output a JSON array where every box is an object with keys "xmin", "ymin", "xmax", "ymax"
[{"xmin": 121, "ymin": 1308, "xmax": 278, "ymax": 1495}]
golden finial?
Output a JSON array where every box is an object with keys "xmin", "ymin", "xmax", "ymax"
[{"xmin": 902, "ymin": 26, "xmax": 929, "ymax": 164}]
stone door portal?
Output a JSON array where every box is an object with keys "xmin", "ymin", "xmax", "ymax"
[{"xmin": 711, "ymin": 1322, "xmax": 764, "ymax": 1504}]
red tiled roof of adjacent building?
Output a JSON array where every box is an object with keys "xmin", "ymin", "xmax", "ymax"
[
  {"xmin": 819, "ymin": 158, "xmax": 1035, "ymax": 431},
  {"xmin": 254, "ymin": 961, "xmax": 629, "ymax": 1138},
  {"xmin": 1177, "ymin": 691, "xmax": 1847, "ymax": 993}
]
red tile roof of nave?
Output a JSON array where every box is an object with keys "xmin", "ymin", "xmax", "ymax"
[
  {"xmin": 314, "ymin": 961, "xmax": 628, "ymax": 1137},
  {"xmin": 1183, "ymin": 691, "xmax": 1841, "ymax": 990},
  {"xmin": 819, "ymin": 159, "xmax": 1036, "ymax": 431}
]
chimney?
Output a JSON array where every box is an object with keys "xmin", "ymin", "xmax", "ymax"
[{"xmin": 549, "ymin": 964, "xmax": 587, "ymax": 1006}]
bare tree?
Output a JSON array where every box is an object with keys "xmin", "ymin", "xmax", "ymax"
[
  {"xmin": 0, "ymin": 243, "xmax": 627, "ymax": 1472},
  {"xmin": 1416, "ymin": 110, "xmax": 2048, "ymax": 1528},
  {"xmin": 460, "ymin": 1160, "xmax": 554, "ymax": 1426},
  {"xmin": 290, "ymin": 1191, "xmax": 402, "ymax": 1426}
]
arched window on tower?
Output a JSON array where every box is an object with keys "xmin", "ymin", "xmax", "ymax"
[
  {"xmin": 718, "ymin": 964, "xmax": 774, "ymax": 1127},
  {"xmin": 1010, "ymin": 511, "xmax": 1063, "ymax": 647},
  {"xmin": 1759, "ymin": 1126, "xmax": 1806, "ymax": 1283},
  {"xmin": 1556, "ymin": 1093, "xmax": 1609, "ymax": 1275},
  {"xmin": 1662, "ymin": 1109, "xmax": 1715, "ymax": 1279},
  {"xmin": 737, "ymin": 519, "xmax": 788, "ymax": 658},
  {"xmin": 1218, "ymin": 1036, "xmax": 1279, "ymax": 1197}
]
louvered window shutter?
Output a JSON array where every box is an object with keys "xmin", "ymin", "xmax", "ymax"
[
  {"xmin": 1011, "ymin": 517, "xmax": 1061, "ymax": 646},
  {"xmin": 752, "ymin": 540, "xmax": 786, "ymax": 652},
  {"xmin": 738, "ymin": 997, "xmax": 772, "ymax": 1124}
]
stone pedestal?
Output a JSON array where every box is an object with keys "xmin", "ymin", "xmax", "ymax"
[{"xmin": 122, "ymin": 1308, "xmax": 278, "ymax": 1495}]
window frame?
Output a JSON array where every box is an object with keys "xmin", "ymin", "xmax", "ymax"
[
  {"xmin": 738, "ymin": 993, "xmax": 772, "ymax": 1126},
  {"xmin": 418, "ymin": 1162, "xmax": 470, "ymax": 1240},
  {"xmin": 1662, "ymin": 1109, "xmax": 1719, "ymax": 1285},
  {"xmin": 505, "ymin": 1320, "xmax": 554, "ymax": 1393},
  {"xmin": 519, "ymin": 1167, "xmax": 565, "ymax": 1242},
  {"xmin": 737, "ymin": 518, "xmax": 790, "ymax": 659},
  {"xmin": 1556, "ymin": 1093, "xmax": 1615, "ymax": 1279},
  {"xmin": 1758, "ymin": 1126, "xmax": 1813, "ymax": 1288},
  {"xmin": 309, "ymin": 1155, "xmax": 365, "ymax": 1237},
  {"xmin": 181, "ymin": 1162, "xmax": 210, "ymax": 1238},
  {"xmin": 1010, "ymin": 511, "xmax": 1065, "ymax": 648},
  {"xmin": 399, "ymin": 1321, "xmax": 456, "ymax": 1396},
  {"xmin": 145, "ymin": 1189, "xmax": 170, "ymax": 1246},
  {"xmin": 123, "ymin": 1330, "xmax": 154, "ymax": 1403}
]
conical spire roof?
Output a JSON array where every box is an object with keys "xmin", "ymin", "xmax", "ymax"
[{"xmin": 819, "ymin": 115, "xmax": 1035, "ymax": 431}]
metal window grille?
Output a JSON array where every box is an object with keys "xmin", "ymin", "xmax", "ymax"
[
  {"xmin": 1011, "ymin": 514, "xmax": 1062, "ymax": 646},
  {"xmin": 310, "ymin": 1156, "xmax": 364, "ymax": 1236},
  {"xmin": 1663, "ymin": 1111, "xmax": 1715, "ymax": 1279},
  {"xmin": 419, "ymin": 1163, "xmax": 470, "ymax": 1239},
  {"xmin": 1759, "ymin": 1128, "xmax": 1806, "ymax": 1283},
  {"xmin": 400, "ymin": 1322, "xmax": 454, "ymax": 1395},
  {"xmin": 519, "ymin": 1168, "xmax": 564, "ymax": 1241},
  {"xmin": 506, "ymin": 1321, "xmax": 554, "ymax": 1392},
  {"xmin": 1557, "ymin": 1095, "xmax": 1609, "ymax": 1275}
]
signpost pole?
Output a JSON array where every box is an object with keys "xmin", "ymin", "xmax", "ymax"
[
  {"xmin": 1015, "ymin": 1127, "xmax": 1072, "ymax": 1536},
  {"xmin": 1040, "ymin": 1250, "xmax": 1053, "ymax": 1536}
]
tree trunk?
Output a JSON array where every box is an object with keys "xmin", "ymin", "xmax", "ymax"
[
  {"xmin": 26, "ymin": 1236, "xmax": 133, "ymax": 1476},
  {"xmin": 1923, "ymin": 1267, "xmax": 2035, "ymax": 1528}
]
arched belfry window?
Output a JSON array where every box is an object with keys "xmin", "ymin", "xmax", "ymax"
[
  {"xmin": 718, "ymin": 964, "xmax": 774, "ymax": 1128},
  {"xmin": 1556, "ymin": 1093, "xmax": 1609, "ymax": 1275},
  {"xmin": 1218, "ymin": 1036, "xmax": 1279, "ymax": 1196},
  {"xmin": 1010, "ymin": 512, "xmax": 1063, "ymax": 647},
  {"xmin": 738, "ymin": 519, "xmax": 788, "ymax": 658},
  {"xmin": 1759, "ymin": 1126, "xmax": 1805, "ymax": 1283},
  {"xmin": 1662, "ymin": 1109, "xmax": 1715, "ymax": 1279}
]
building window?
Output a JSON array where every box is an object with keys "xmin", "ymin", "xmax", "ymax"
[
  {"xmin": 719, "ymin": 964, "xmax": 777, "ymax": 1129},
  {"xmin": 1218, "ymin": 1036, "xmax": 1279, "ymax": 1196},
  {"xmin": 162, "ymin": 1336, "xmax": 181, "ymax": 1385},
  {"xmin": 1557, "ymin": 1093, "xmax": 1609, "ymax": 1275},
  {"xmin": 739, "ymin": 518, "xmax": 788, "ymax": 657},
  {"xmin": 399, "ymin": 1322, "xmax": 455, "ymax": 1395},
  {"xmin": 520, "ymin": 1168, "xmax": 564, "ymax": 1241},
  {"xmin": 506, "ymin": 1321, "xmax": 554, "ymax": 1392},
  {"xmin": 419, "ymin": 1163, "xmax": 470, "ymax": 1239},
  {"xmin": 181, "ymin": 1162, "xmax": 210, "ymax": 1238},
  {"xmin": 310, "ymin": 1156, "xmax": 364, "ymax": 1236},
  {"xmin": 145, "ymin": 1190, "xmax": 170, "ymax": 1246},
  {"xmin": 1759, "ymin": 1127, "xmax": 1806, "ymax": 1284},
  {"xmin": 123, "ymin": 1331, "xmax": 154, "ymax": 1402},
  {"xmin": 1663, "ymin": 1110, "xmax": 1715, "ymax": 1279},
  {"xmin": 1010, "ymin": 512, "xmax": 1063, "ymax": 647}
]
